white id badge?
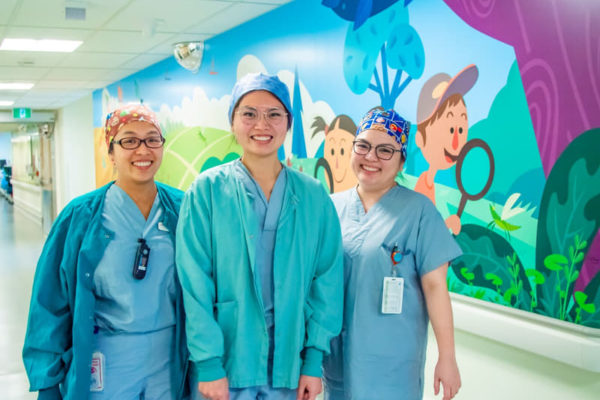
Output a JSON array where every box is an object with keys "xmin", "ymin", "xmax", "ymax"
[
  {"xmin": 381, "ymin": 277, "xmax": 404, "ymax": 314},
  {"xmin": 90, "ymin": 351, "xmax": 105, "ymax": 392}
]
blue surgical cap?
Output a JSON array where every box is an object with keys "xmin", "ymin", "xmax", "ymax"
[{"xmin": 228, "ymin": 73, "xmax": 293, "ymax": 129}]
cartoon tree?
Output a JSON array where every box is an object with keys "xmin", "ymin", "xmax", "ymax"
[
  {"xmin": 291, "ymin": 68, "xmax": 307, "ymax": 158},
  {"xmin": 341, "ymin": 2, "xmax": 424, "ymax": 109}
]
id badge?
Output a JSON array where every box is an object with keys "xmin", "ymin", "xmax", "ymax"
[
  {"xmin": 381, "ymin": 277, "xmax": 404, "ymax": 314},
  {"xmin": 90, "ymin": 351, "xmax": 105, "ymax": 392}
]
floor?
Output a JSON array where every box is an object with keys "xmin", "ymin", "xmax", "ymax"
[{"xmin": 0, "ymin": 199, "xmax": 40, "ymax": 399}]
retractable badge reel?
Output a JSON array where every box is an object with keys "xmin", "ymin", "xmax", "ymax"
[
  {"xmin": 133, "ymin": 238, "xmax": 150, "ymax": 279},
  {"xmin": 382, "ymin": 244, "xmax": 404, "ymax": 314}
]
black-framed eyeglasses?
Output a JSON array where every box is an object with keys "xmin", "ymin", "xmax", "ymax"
[
  {"xmin": 235, "ymin": 106, "xmax": 288, "ymax": 125},
  {"xmin": 352, "ymin": 140, "xmax": 402, "ymax": 161},
  {"xmin": 113, "ymin": 136, "xmax": 165, "ymax": 150}
]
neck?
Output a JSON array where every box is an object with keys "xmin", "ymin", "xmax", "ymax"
[
  {"xmin": 425, "ymin": 167, "xmax": 438, "ymax": 187},
  {"xmin": 356, "ymin": 181, "xmax": 396, "ymax": 213},
  {"xmin": 241, "ymin": 154, "xmax": 282, "ymax": 201},
  {"xmin": 114, "ymin": 179, "xmax": 157, "ymax": 219}
]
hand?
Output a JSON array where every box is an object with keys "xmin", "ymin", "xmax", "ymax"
[
  {"xmin": 445, "ymin": 214, "xmax": 462, "ymax": 235},
  {"xmin": 433, "ymin": 357, "xmax": 461, "ymax": 400},
  {"xmin": 296, "ymin": 375, "xmax": 322, "ymax": 400},
  {"xmin": 198, "ymin": 377, "xmax": 229, "ymax": 400}
]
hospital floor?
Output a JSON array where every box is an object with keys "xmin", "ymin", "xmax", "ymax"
[{"xmin": 0, "ymin": 199, "xmax": 39, "ymax": 399}]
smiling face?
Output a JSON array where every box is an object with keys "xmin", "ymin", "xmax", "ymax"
[
  {"xmin": 351, "ymin": 129, "xmax": 404, "ymax": 194},
  {"xmin": 231, "ymin": 90, "xmax": 288, "ymax": 161},
  {"xmin": 324, "ymin": 121, "xmax": 356, "ymax": 188},
  {"xmin": 109, "ymin": 120, "xmax": 163, "ymax": 189},
  {"xmin": 417, "ymin": 97, "xmax": 468, "ymax": 171}
]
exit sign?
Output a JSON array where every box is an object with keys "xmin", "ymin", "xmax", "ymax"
[{"xmin": 13, "ymin": 107, "xmax": 32, "ymax": 119}]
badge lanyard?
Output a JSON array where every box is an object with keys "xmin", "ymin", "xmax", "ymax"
[{"xmin": 382, "ymin": 243, "xmax": 405, "ymax": 314}]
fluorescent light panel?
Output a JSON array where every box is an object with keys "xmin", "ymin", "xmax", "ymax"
[
  {"xmin": 0, "ymin": 38, "xmax": 82, "ymax": 52},
  {"xmin": 0, "ymin": 101, "xmax": 15, "ymax": 106},
  {"xmin": 0, "ymin": 83, "xmax": 35, "ymax": 90}
]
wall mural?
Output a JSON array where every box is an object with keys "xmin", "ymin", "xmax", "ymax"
[{"xmin": 93, "ymin": 0, "xmax": 600, "ymax": 329}]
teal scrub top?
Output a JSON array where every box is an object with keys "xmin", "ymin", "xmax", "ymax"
[
  {"xmin": 323, "ymin": 185, "xmax": 462, "ymax": 400},
  {"xmin": 93, "ymin": 184, "xmax": 177, "ymax": 333},
  {"xmin": 234, "ymin": 160, "xmax": 287, "ymax": 341}
]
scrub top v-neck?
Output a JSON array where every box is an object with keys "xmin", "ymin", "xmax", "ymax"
[
  {"xmin": 324, "ymin": 185, "xmax": 462, "ymax": 400},
  {"xmin": 93, "ymin": 184, "xmax": 177, "ymax": 334},
  {"xmin": 234, "ymin": 159, "xmax": 287, "ymax": 335}
]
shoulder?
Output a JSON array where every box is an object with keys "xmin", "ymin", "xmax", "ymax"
[
  {"xmin": 190, "ymin": 162, "xmax": 237, "ymax": 191},
  {"xmin": 156, "ymin": 181, "xmax": 184, "ymax": 206},
  {"xmin": 330, "ymin": 188, "xmax": 354, "ymax": 210},
  {"xmin": 62, "ymin": 184, "xmax": 110, "ymax": 215},
  {"xmin": 286, "ymin": 167, "xmax": 328, "ymax": 197}
]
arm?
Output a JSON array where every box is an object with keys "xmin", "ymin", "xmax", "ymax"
[
  {"xmin": 421, "ymin": 263, "xmax": 461, "ymax": 400},
  {"xmin": 22, "ymin": 206, "xmax": 78, "ymax": 398},
  {"xmin": 175, "ymin": 181, "xmax": 229, "ymax": 399},
  {"xmin": 301, "ymin": 191, "xmax": 344, "ymax": 379}
]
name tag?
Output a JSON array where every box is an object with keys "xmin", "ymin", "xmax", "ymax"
[
  {"xmin": 381, "ymin": 277, "xmax": 404, "ymax": 314},
  {"xmin": 90, "ymin": 351, "xmax": 105, "ymax": 392}
]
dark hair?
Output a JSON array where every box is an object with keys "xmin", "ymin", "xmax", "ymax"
[{"xmin": 311, "ymin": 114, "xmax": 356, "ymax": 138}]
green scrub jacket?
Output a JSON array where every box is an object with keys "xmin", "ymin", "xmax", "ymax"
[
  {"xmin": 22, "ymin": 182, "xmax": 189, "ymax": 400},
  {"xmin": 176, "ymin": 162, "xmax": 343, "ymax": 389}
]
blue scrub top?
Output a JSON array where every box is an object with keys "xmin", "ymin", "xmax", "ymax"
[
  {"xmin": 234, "ymin": 160, "xmax": 287, "ymax": 339},
  {"xmin": 323, "ymin": 185, "xmax": 462, "ymax": 400},
  {"xmin": 93, "ymin": 184, "xmax": 177, "ymax": 334}
]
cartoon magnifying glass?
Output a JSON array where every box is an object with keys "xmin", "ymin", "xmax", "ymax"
[{"xmin": 455, "ymin": 138, "xmax": 495, "ymax": 217}]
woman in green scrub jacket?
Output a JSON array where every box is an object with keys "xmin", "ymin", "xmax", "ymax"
[
  {"xmin": 323, "ymin": 108, "xmax": 462, "ymax": 400},
  {"xmin": 176, "ymin": 73, "xmax": 344, "ymax": 400},
  {"xmin": 23, "ymin": 104, "xmax": 189, "ymax": 400}
]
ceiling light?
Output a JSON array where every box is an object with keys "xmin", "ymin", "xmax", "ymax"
[
  {"xmin": 0, "ymin": 101, "xmax": 15, "ymax": 106},
  {"xmin": 173, "ymin": 42, "xmax": 204, "ymax": 73},
  {"xmin": 0, "ymin": 83, "xmax": 35, "ymax": 90},
  {"xmin": 0, "ymin": 38, "xmax": 82, "ymax": 52}
]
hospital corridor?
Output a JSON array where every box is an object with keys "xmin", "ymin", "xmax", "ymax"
[{"xmin": 0, "ymin": 198, "xmax": 39, "ymax": 400}]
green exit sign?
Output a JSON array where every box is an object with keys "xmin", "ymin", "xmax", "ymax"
[{"xmin": 13, "ymin": 107, "xmax": 32, "ymax": 119}]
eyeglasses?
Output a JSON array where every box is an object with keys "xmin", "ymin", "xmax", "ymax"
[
  {"xmin": 235, "ymin": 106, "xmax": 288, "ymax": 126},
  {"xmin": 352, "ymin": 140, "xmax": 402, "ymax": 161},
  {"xmin": 113, "ymin": 136, "xmax": 165, "ymax": 150}
]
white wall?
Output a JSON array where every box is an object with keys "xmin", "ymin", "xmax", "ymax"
[
  {"xmin": 54, "ymin": 94, "xmax": 95, "ymax": 214},
  {"xmin": 423, "ymin": 327, "xmax": 600, "ymax": 400}
]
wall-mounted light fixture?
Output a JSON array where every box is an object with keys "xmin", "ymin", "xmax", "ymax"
[{"xmin": 173, "ymin": 41, "xmax": 204, "ymax": 74}]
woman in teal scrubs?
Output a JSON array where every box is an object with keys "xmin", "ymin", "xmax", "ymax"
[
  {"xmin": 176, "ymin": 73, "xmax": 343, "ymax": 400},
  {"xmin": 323, "ymin": 108, "xmax": 462, "ymax": 400},
  {"xmin": 23, "ymin": 104, "xmax": 188, "ymax": 399}
]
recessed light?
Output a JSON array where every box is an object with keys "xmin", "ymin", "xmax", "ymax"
[
  {"xmin": 0, "ymin": 83, "xmax": 35, "ymax": 90},
  {"xmin": 0, "ymin": 100, "xmax": 15, "ymax": 106},
  {"xmin": 0, "ymin": 38, "xmax": 82, "ymax": 52}
]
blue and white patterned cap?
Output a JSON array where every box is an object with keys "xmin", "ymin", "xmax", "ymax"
[
  {"xmin": 228, "ymin": 73, "xmax": 293, "ymax": 129},
  {"xmin": 356, "ymin": 108, "xmax": 410, "ymax": 158}
]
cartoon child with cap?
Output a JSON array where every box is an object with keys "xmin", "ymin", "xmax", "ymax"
[{"xmin": 414, "ymin": 64, "xmax": 478, "ymax": 235}]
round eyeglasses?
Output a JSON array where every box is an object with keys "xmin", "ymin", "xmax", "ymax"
[
  {"xmin": 113, "ymin": 136, "xmax": 165, "ymax": 150},
  {"xmin": 352, "ymin": 140, "xmax": 402, "ymax": 161},
  {"xmin": 235, "ymin": 106, "xmax": 288, "ymax": 126}
]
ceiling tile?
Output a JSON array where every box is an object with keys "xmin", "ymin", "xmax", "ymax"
[
  {"xmin": 103, "ymin": 0, "xmax": 230, "ymax": 33},
  {"xmin": 0, "ymin": 66, "xmax": 49, "ymax": 80},
  {"xmin": 77, "ymin": 30, "xmax": 171, "ymax": 53},
  {"xmin": 0, "ymin": 51, "xmax": 65, "ymax": 67},
  {"xmin": 10, "ymin": 0, "xmax": 127, "ymax": 30},
  {"xmin": 118, "ymin": 53, "xmax": 170, "ymax": 70},
  {"xmin": 3, "ymin": 26, "xmax": 93, "ymax": 41},
  {"xmin": 56, "ymin": 51, "xmax": 135, "ymax": 68},
  {"xmin": 0, "ymin": 0, "xmax": 19, "ymax": 25},
  {"xmin": 185, "ymin": 3, "xmax": 278, "ymax": 35}
]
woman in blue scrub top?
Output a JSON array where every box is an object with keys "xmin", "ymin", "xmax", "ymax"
[
  {"xmin": 323, "ymin": 108, "xmax": 462, "ymax": 400},
  {"xmin": 23, "ymin": 104, "xmax": 189, "ymax": 400},
  {"xmin": 176, "ymin": 73, "xmax": 343, "ymax": 400}
]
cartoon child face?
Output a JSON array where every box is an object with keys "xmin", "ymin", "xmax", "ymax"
[
  {"xmin": 417, "ymin": 100, "xmax": 468, "ymax": 171},
  {"xmin": 324, "ymin": 121, "xmax": 356, "ymax": 187}
]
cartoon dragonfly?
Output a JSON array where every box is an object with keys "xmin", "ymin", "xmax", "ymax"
[{"xmin": 487, "ymin": 193, "xmax": 529, "ymax": 241}]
